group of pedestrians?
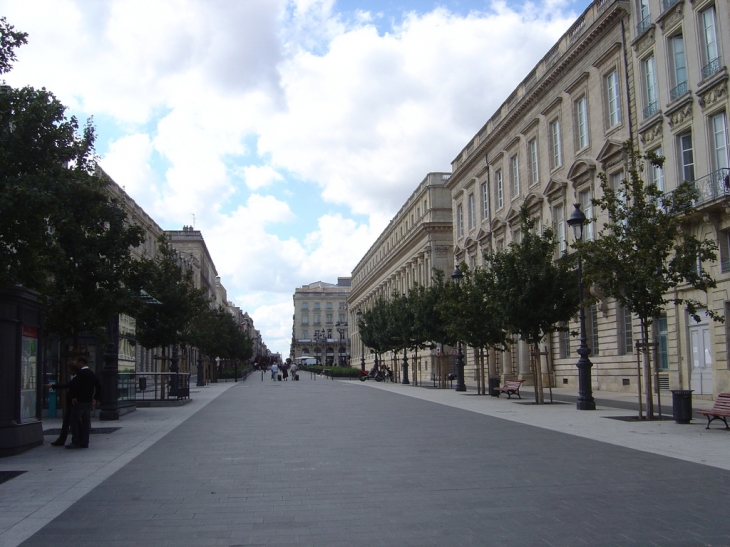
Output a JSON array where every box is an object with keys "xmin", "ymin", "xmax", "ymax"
[
  {"xmin": 269, "ymin": 362, "xmax": 297, "ymax": 381},
  {"xmin": 46, "ymin": 356, "xmax": 102, "ymax": 449}
]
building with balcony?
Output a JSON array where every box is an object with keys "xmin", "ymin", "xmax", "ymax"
[
  {"xmin": 349, "ymin": 173, "xmax": 455, "ymax": 382},
  {"xmin": 446, "ymin": 0, "xmax": 730, "ymax": 397},
  {"xmin": 290, "ymin": 278, "xmax": 352, "ymax": 366}
]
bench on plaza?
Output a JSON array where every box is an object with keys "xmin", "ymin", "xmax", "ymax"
[
  {"xmin": 696, "ymin": 393, "xmax": 730, "ymax": 429},
  {"xmin": 494, "ymin": 379, "xmax": 524, "ymax": 399}
]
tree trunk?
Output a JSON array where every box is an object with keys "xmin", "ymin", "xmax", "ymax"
[
  {"xmin": 641, "ymin": 321, "xmax": 654, "ymax": 419},
  {"xmin": 534, "ymin": 341, "xmax": 544, "ymax": 404}
]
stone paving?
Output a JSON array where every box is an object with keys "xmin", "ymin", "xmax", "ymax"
[{"xmin": 1, "ymin": 372, "xmax": 730, "ymax": 547}]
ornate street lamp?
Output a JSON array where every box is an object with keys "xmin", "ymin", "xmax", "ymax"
[
  {"xmin": 356, "ymin": 309, "xmax": 366, "ymax": 371},
  {"xmin": 313, "ymin": 330, "xmax": 326, "ymax": 366},
  {"xmin": 566, "ymin": 203, "xmax": 596, "ymax": 411},
  {"xmin": 335, "ymin": 321, "xmax": 348, "ymax": 365},
  {"xmin": 450, "ymin": 265, "xmax": 466, "ymax": 392}
]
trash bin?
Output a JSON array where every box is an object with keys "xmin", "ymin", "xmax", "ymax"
[
  {"xmin": 488, "ymin": 377, "xmax": 501, "ymax": 397},
  {"xmin": 671, "ymin": 390, "xmax": 693, "ymax": 424}
]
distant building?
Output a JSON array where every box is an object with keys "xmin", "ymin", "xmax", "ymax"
[
  {"xmin": 349, "ymin": 172, "xmax": 454, "ymax": 382},
  {"xmin": 290, "ymin": 278, "xmax": 352, "ymax": 366}
]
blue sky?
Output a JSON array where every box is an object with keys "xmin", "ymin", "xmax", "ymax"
[{"xmin": 2, "ymin": 0, "xmax": 592, "ymax": 355}]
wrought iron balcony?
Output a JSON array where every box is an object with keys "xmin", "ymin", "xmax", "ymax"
[
  {"xmin": 643, "ymin": 101, "xmax": 659, "ymax": 119},
  {"xmin": 688, "ymin": 168, "xmax": 730, "ymax": 207},
  {"xmin": 661, "ymin": 0, "xmax": 679, "ymax": 12},
  {"xmin": 702, "ymin": 57, "xmax": 722, "ymax": 80},
  {"xmin": 670, "ymin": 81, "xmax": 688, "ymax": 102},
  {"xmin": 636, "ymin": 15, "xmax": 652, "ymax": 35}
]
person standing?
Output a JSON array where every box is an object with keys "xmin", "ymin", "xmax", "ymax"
[
  {"xmin": 67, "ymin": 356, "xmax": 102, "ymax": 449},
  {"xmin": 44, "ymin": 364, "xmax": 80, "ymax": 446},
  {"xmin": 270, "ymin": 362, "xmax": 278, "ymax": 381}
]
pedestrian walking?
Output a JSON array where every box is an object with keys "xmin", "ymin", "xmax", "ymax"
[
  {"xmin": 270, "ymin": 363, "xmax": 278, "ymax": 380},
  {"xmin": 67, "ymin": 356, "xmax": 102, "ymax": 449},
  {"xmin": 44, "ymin": 364, "xmax": 80, "ymax": 446},
  {"xmin": 282, "ymin": 363, "xmax": 289, "ymax": 381}
]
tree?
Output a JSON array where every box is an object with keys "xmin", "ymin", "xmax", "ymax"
[
  {"xmin": 580, "ymin": 144, "xmax": 720, "ymax": 418},
  {"xmin": 1, "ymin": 19, "xmax": 144, "ymax": 346},
  {"xmin": 192, "ymin": 307, "xmax": 253, "ymax": 365},
  {"xmin": 437, "ymin": 264, "xmax": 510, "ymax": 392},
  {"xmin": 486, "ymin": 207, "xmax": 579, "ymax": 404},
  {"xmin": 131, "ymin": 235, "xmax": 210, "ymax": 367}
]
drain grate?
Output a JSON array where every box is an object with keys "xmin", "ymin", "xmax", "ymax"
[
  {"xmin": 0, "ymin": 471, "xmax": 26, "ymax": 485},
  {"xmin": 43, "ymin": 427, "xmax": 121, "ymax": 435},
  {"xmin": 604, "ymin": 416, "xmax": 675, "ymax": 422}
]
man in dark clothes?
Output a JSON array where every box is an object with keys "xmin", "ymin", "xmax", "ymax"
[
  {"xmin": 44, "ymin": 364, "xmax": 80, "ymax": 446},
  {"xmin": 67, "ymin": 356, "xmax": 102, "ymax": 449}
]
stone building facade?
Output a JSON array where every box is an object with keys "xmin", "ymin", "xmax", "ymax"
[
  {"xmin": 349, "ymin": 173, "xmax": 455, "ymax": 382},
  {"xmin": 290, "ymin": 278, "xmax": 352, "ymax": 366},
  {"xmin": 446, "ymin": 0, "xmax": 730, "ymax": 398}
]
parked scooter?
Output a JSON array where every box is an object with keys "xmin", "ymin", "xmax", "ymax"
[{"xmin": 359, "ymin": 366, "xmax": 385, "ymax": 382}]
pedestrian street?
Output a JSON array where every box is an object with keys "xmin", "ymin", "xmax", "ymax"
[{"xmin": 2, "ymin": 373, "xmax": 730, "ymax": 547}]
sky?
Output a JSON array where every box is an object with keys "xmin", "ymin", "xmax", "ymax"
[{"xmin": 1, "ymin": 0, "xmax": 592, "ymax": 356}]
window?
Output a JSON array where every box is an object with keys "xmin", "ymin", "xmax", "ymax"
[
  {"xmin": 606, "ymin": 70, "xmax": 622, "ymax": 127},
  {"xmin": 510, "ymin": 155, "xmax": 520, "ymax": 197},
  {"xmin": 637, "ymin": 0, "xmax": 651, "ymax": 33},
  {"xmin": 588, "ymin": 305, "xmax": 600, "ymax": 356},
  {"xmin": 457, "ymin": 203, "xmax": 464, "ymax": 237},
  {"xmin": 314, "ymin": 302, "xmax": 320, "ymax": 310},
  {"xmin": 650, "ymin": 147, "xmax": 665, "ymax": 191},
  {"xmin": 339, "ymin": 301, "xmax": 346, "ymax": 309},
  {"xmin": 550, "ymin": 119, "xmax": 562, "ymax": 168},
  {"xmin": 496, "ymin": 170, "xmax": 504, "ymax": 209},
  {"xmin": 579, "ymin": 190, "xmax": 594, "ymax": 241},
  {"xmin": 326, "ymin": 302, "xmax": 333, "ymax": 310},
  {"xmin": 655, "ymin": 315, "xmax": 668, "ymax": 370},
  {"xmin": 559, "ymin": 324, "xmax": 571, "ymax": 359},
  {"xmin": 669, "ymin": 34, "xmax": 687, "ymax": 100},
  {"xmin": 468, "ymin": 193, "xmax": 476, "ymax": 229},
  {"xmin": 314, "ymin": 314, "xmax": 321, "ymax": 325},
  {"xmin": 302, "ymin": 315, "xmax": 309, "ymax": 325},
  {"xmin": 701, "ymin": 6, "xmax": 720, "ymax": 79},
  {"xmin": 554, "ymin": 204, "xmax": 567, "ymax": 254},
  {"xmin": 338, "ymin": 313, "xmax": 345, "ymax": 322},
  {"xmin": 302, "ymin": 302, "xmax": 309, "ymax": 310},
  {"xmin": 576, "ymin": 97, "xmax": 589, "ymax": 149},
  {"xmin": 326, "ymin": 313, "xmax": 333, "ymax": 324},
  {"xmin": 302, "ymin": 329, "xmax": 309, "ymax": 339},
  {"xmin": 529, "ymin": 139, "xmax": 539, "ymax": 186},
  {"xmin": 679, "ymin": 132, "xmax": 695, "ymax": 182},
  {"xmin": 710, "ymin": 111, "xmax": 729, "ymax": 171},
  {"xmin": 642, "ymin": 55, "xmax": 659, "ymax": 119},
  {"xmin": 481, "ymin": 182, "xmax": 489, "ymax": 221},
  {"xmin": 617, "ymin": 305, "xmax": 633, "ymax": 355}
]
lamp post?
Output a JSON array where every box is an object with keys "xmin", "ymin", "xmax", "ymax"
[
  {"xmin": 313, "ymin": 330, "xmax": 326, "ymax": 366},
  {"xmin": 400, "ymin": 294, "xmax": 410, "ymax": 385},
  {"xmin": 335, "ymin": 321, "xmax": 348, "ymax": 365},
  {"xmin": 450, "ymin": 265, "xmax": 466, "ymax": 392},
  {"xmin": 356, "ymin": 309, "xmax": 365, "ymax": 371},
  {"xmin": 566, "ymin": 203, "xmax": 596, "ymax": 411}
]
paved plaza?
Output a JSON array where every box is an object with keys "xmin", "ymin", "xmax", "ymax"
[{"xmin": 2, "ymin": 373, "xmax": 730, "ymax": 547}]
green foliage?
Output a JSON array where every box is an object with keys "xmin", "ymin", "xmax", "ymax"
[
  {"xmin": 0, "ymin": 17, "xmax": 27, "ymax": 76},
  {"xmin": 409, "ymin": 271, "xmax": 451, "ymax": 348},
  {"xmin": 437, "ymin": 264, "xmax": 509, "ymax": 351},
  {"xmin": 191, "ymin": 306, "xmax": 253, "ymax": 362},
  {"xmin": 485, "ymin": 206, "xmax": 579, "ymax": 347},
  {"xmin": 131, "ymin": 235, "xmax": 210, "ymax": 350},
  {"xmin": 1, "ymin": 20, "xmax": 144, "ymax": 341},
  {"xmin": 580, "ymin": 144, "xmax": 720, "ymax": 328},
  {"xmin": 358, "ymin": 296, "xmax": 394, "ymax": 355}
]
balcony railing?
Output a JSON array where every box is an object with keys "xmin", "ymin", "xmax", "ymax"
[
  {"xmin": 670, "ymin": 81, "xmax": 688, "ymax": 102},
  {"xmin": 702, "ymin": 57, "xmax": 722, "ymax": 80},
  {"xmin": 661, "ymin": 0, "xmax": 679, "ymax": 12},
  {"xmin": 636, "ymin": 15, "xmax": 652, "ymax": 35},
  {"xmin": 689, "ymin": 168, "xmax": 730, "ymax": 206},
  {"xmin": 643, "ymin": 101, "xmax": 659, "ymax": 119}
]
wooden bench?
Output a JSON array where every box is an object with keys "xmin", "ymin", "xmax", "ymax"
[
  {"xmin": 494, "ymin": 379, "xmax": 524, "ymax": 399},
  {"xmin": 697, "ymin": 393, "xmax": 730, "ymax": 429}
]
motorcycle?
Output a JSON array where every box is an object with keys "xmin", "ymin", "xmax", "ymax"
[{"xmin": 359, "ymin": 367, "xmax": 385, "ymax": 382}]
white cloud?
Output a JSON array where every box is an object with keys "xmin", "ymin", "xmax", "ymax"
[
  {"xmin": 241, "ymin": 165, "xmax": 284, "ymax": 190},
  {"xmin": 0, "ymin": 0, "xmax": 583, "ymax": 356}
]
